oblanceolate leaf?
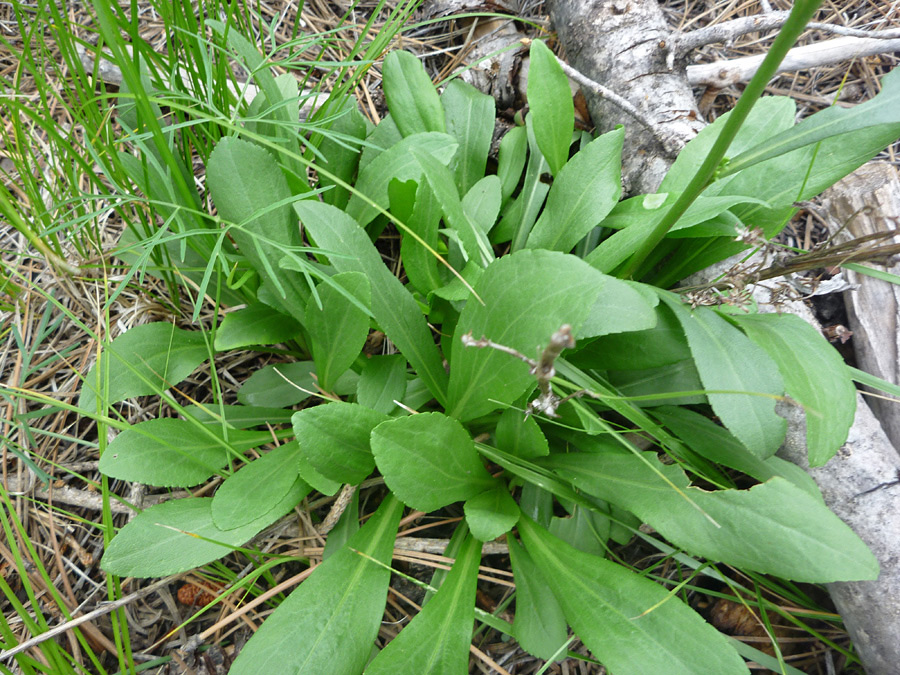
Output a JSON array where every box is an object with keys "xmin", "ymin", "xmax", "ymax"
[
  {"xmin": 502, "ymin": 116, "xmax": 550, "ymax": 249},
  {"xmin": 101, "ymin": 481, "xmax": 309, "ymax": 577},
  {"xmin": 527, "ymin": 39, "xmax": 573, "ymax": 176},
  {"xmin": 659, "ymin": 96, "xmax": 796, "ymax": 194},
  {"xmin": 365, "ymin": 533, "xmax": 480, "ymax": 674},
  {"xmin": 461, "ymin": 176, "xmax": 502, "ymax": 236},
  {"xmin": 293, "ymin": 401, "xmax": 388, "ymax": 485},
  {"xmin": 549, "ymin": 507, "xmax": 611, "ymax": 557},
  {"xmin": 527, "ymin": 127, "xmax": 623, "ymax": 252},
  {"xmin": 296, "ymin": 200, "xmax": 449, "ymax": 407},
  {"xmin": 237, "ymin": 361, "xmax": 317, "ymax": 407},
  {"xmin": 464, "ymin": 486, "xmax": 520, "ymax": 542},
  {"xmin": 577, "ymin": 275, "xmax": 657, "ymax": 339},
  {"xmin": 496, "ymin": 125, "xmax": 527, "ymax": 205},
  {"xmin": 371, "ymin": 413, "xmax": 495, "ymax": 511},
  {"xmin": 357, "ymin": 354, "xmax": 407, "ymax": 415},
  {"xmin": 517, "ymin": 516, "xmax": 750, "ymax": 675},
  {"xmin": 448, "ymin": 251, "xmax": 606, "ymax": 421},
  {"xmin": 542, "ymin": 451, "xmax": 879, "ymax": 582},
  {"xmin": 305, "ymin": 271, "xmax": 371, "ymax": 392},
  {"xmin": 396, "ymin": 178, "xmax": 443, "ymax": 294},
  {"xmin": 507, "ymin": 537, "xmax": 568, "ymax": 661},
  {"xmin": 651, "ymin": 406, "xmax": 822, "ymax": 500},
  {"xmin": 732, "ymin": 312, "xmax": 856, "ymax": 466},
  {"xmin": 212, "ymin": 442, "xmax": 306, "ymax": 530},
  {"xmin": 206, "ymin": 137, "xmax": 309, "ymax": 321},
  {"xmin": 99, "ymin": 418, "xmax": 270, "ymax": 487},
  {"xmin": 346, "ymin": 132, "xmax": 457, "ymax": 228},
  {"xmin": 724, "ymin": 67, "xmax": 900, "ymax": 176},
  {"xmin": 183, "ymin": 404, "xmax": 294, "ymax": 429},
  {"xmin": 659, "ymin": 294, "xmax": 786, "ymax": 458},
  {"xmin": 414, "ymin": 148, "xmax": 494, "ymax": 267},
  {"xmin": 79, "ymin": 323, "xmax": 209, "ymax": 412},
  {"xmin": 229, "ymin": 495, "xmax": 403, "ymax": 674},
  {"xmin": 569, "ymin": 302, "xmax": 689, "ymax": 371},
  {"xmin": 318, "ymin": 99, "xmax": 368, "ymax": 209},
  {"xmin": 442, "ymin": 78, "xmax": 494, "ymax": 194},
  {"xmin": 495, "ymin": 408, "xmax": 549, "ymax": 459},
  {"xmin": 214, "ymin": 303, "xmax": 302, "ymax": 351},
  {"xmin": 383, "ymin": 50, "xmax": 446, "ymax": 137}
]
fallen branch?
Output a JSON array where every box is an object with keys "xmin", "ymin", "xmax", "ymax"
[
  {"xmin": 687, "ymin": 36, "xmax": 900, "ymax": 88},
  {"xmin": 671, "ymin": 11, "xmax": 900, "ymax": 60}
]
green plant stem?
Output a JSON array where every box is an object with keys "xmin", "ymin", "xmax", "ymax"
[{"xmin": 619, "ymin": 0, "xmax": 824, "ymax": 279}]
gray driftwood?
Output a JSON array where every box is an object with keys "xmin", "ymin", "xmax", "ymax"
[{"xmin": 821, "ymin": 163, "xmax": 900, "ymax": 454}]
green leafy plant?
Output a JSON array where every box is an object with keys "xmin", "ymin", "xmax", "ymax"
[{"xmin": 76, "ymin": 5, "xmax": 900, "ymax": 672}]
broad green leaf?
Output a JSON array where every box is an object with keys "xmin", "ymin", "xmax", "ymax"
[
  {"xmin": 518, "ymin": 516, "xmax": 750, "ymax": 675},
  {"xmin": 371, "ymin": 413, "xmax": 494, "ymax": 511},
  {"xmin": 365, "ymin": 534, "xmax": 480, "ymax": 674},
  {"xmin": 608, "ymin": 359, "xmax": 706, "ymax": 407},
  {"xmin": 503, "ymin": 115, "xmax": 549, "ymax": 249},
  {"xmin": 724, "ymin": 68, "xmax": 900, "ymax": 176},
  {"xmin": 294, "ymin": 401, "xmax": 388, "ymax": 485},
  {"xmin": 397, "ymin": 178, "xmax": 443, "ymax": 295},
  {"xmin": 318, "ymin": 100, "xmax": 368, "ymax": 209},
  {"xmin": 99, "ymin": 418, "xmax": 270, "ymax": 487},
  {"xmin": 306, "ymin": 272, "xmax": 371, "ymax": 391},
  {"xmin": 496, "ymin": 125, "xmax": 527, "ymax": 205},
  {"xmin": 461, "ymin": 176, "xmax": 502, "ymax": 235},
  {"xmin": 569, "ymin": 303, "xmax": 690, "ymax": 371},
  {"xmin": 495, "ymin": 408, "xmax": 549, "ymax": 459},
  {"xmin": 577, "ymin": 275, "xmax": 657, "ymax": 339},
  {"xmin": 206, "ymin": 137, "xmax": 309, "ymax": 321},
  {"xmin": 464, "ymin": 486, "xmax": 520, "ymax": 542},
  {"xmin": 414, "ymin": 148, "xmax": 494, "ymax": 267},
  {"xmin": 212, "ymin": 442, "xmax": 306, "ymax": 530},
  {"xmin": 237, "ymin": 361, "xmax": 316, "ymax": 407},
  {"xmin": 550, "ymin": 506, "xmax": 610, "ymax": 557},
  {"xmin": 297, "ymin": 447, "xmax": 342, "ymax": 496},
  {"xmin": 733, "ymin": 313, "xmax": 856, "ymax": 466},
  {"xmin": 79, "ymin": 323, "xmax": 209, "ymax": 412},
  {"xmin": 598, "ymin": 192, "xmax": 765, "ymax": 235},
  {"xmin": 542, "ymin": 452, "xmax": 879, "ymax": 581},
  {"xmin": 383, "ymin": 50, "xmax": 445, "ymax": 136},
  {"xmin": 296, "ymin": 200, "xmax": 449, "ymax": 407},
  {"xmin": 214, "ymin": 303, "xmax": 302, "ymax": 351},
  {"xmin": 184, "ymin": 404, "xmax": 294, "ymax": 429},
  {"xmin": 358, "ymin": 114, "xmax": 402, "ymax": 175},
  {"xmin": 357, "ymin": 354, "xmax": 407, "ymax": 415},
  {"xmin": 229, "ymin": 495, "xmax": 403, "ymax": 674},
  {"xmin": 448, "ymin": 251, "xmax": 606, "ymax": 421},
  {"xmin": 527, "ymin": 39, "xmax": 573, "ymax": 176},
  {"xmin": 651, "ymin": 406, "xmax": 822, "ymax": 500},
  {"xmin": 507, "ymin": 537, "xmax": 568, "ymax": 661},
  {"xmin": 101, "ymin": 481, "xmax": 308, "ymax": 577},
  {"xmin": 442, "ymin": 78, "xmax": 494, "ymax": 194},
  {"xmin": 660, "ymin": 294, "xmax": 786, "ymax": 458},
  {"xmin": 659, "ymin": 96, "xmax": 796, "ymax": 193},
  {"xmin": 527, "ymin": 127, "xmax": 623, "ymax": 252},
  {"xmin": 346, "ymin": 132, "xmax": 457, "ymax": 228}
]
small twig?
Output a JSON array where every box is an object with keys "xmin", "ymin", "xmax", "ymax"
[
  {"xmin": 672, "ymin": 12, "xmax": 900, "ymax": 59},
  {"xmin": 462, "ymin": 324, "xmax": 576, "ymax": 417},
  {"xmin": 686, "ymin": 36, "xmax": 900, "ymax": 87},
  {"xmin": 316, "ymin": 483, "xmax": 357, "ymax": 535}
]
